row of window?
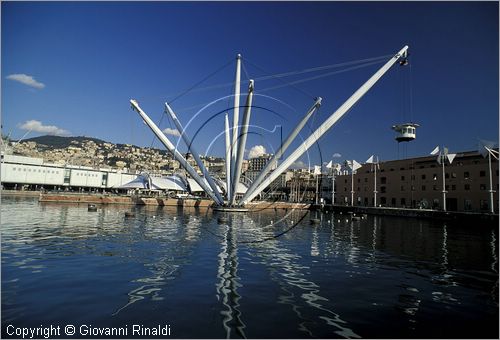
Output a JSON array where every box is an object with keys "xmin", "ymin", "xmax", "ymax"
[
  {"xmin": 10, "ymin": 167, "xmax": 101, "ymax": 178},
  {"xmin": 74, "ymin": 173, "xmax": 100, "ymax": 177},
  {"xmin": 11, "ymin": 167, "xmax": 60, "ymax": 174},
  {"xmin": 346, "ymin": 170, "xmax": 497, "ymax": 184},
  {"xmin": 340, "ymin": 183, "xmax": 494, "ymax": 192}
]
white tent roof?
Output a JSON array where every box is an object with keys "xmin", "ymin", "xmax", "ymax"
[
  {"xmin": 117, "ymin": 174, "xmax": 187, "ymax": 191},
  {"xmin": 187, "ymin": 177, "xmax": 224, "ymax": 193},
  {"xmin": 215, "ymin": 181, "xmax": 248, "ymax": 194}
]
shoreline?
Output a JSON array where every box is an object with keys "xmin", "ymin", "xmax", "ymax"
[{"xmin": 2, "ymin": 190, "xmax": 498, "ymax": 222}]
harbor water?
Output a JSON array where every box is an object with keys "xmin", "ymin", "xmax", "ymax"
[{"xmin": 1, "ymin": 197, "xmax": 498, "ymax": 338}]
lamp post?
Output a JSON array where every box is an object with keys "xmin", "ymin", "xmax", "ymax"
[
  {"xmin": 431, "ymin": 146, "xmax": 456, "ymax": 212},
  {"xmin": 326, "ymin": 154, "xmax": 341, "ymax": 206},
  {"xmin": 346, "ymin": 160, "xmax": 362, "ymax": 206},
  {"xmin": 483, "ymin": 146, "xmax": 499, "ymax": 214},
  {"xmin": 366, "ymin": 155, "xmax": 379, "ymax": 207}
]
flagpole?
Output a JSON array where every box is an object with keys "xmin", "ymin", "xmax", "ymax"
[
  {"xmin": 332, "ymin": 167, "xmax": 335, "ymax": 206},
  {"xmin": 488, "ymin": 150, "xmax": 494, "ymax": 214},
  {"xmin": 374, "ymin": 158, "xmax": 378, "ymax": 207},
  {"xmin": 316, "ymin": 173, "xmax": 319, "ymax": 205},
  {"xmin": 351, "ymin": 163, "xmax": 355, "ymax": 206},
  {"xmin": 442, "ymin": 152, "xmax": 447, "ymax": 211}
]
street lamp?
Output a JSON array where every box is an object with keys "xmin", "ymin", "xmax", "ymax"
[
  {"xmin": 366, "ymin": 155, "xmax": 379, "ymax": 207},
  {"xmin": 430, "ymin": 146, "xmax": 456, "ymax": 212},
  {"xmin": 479, "ymin": 141, "xmax": 499, "ymax": 214},
  {"xmin": 326, "ymin": 153, "xmax": 342, "ymax": 206},
  {"xmin": 346, "ymin": 159, "xmax": 362, "ymax": 206}
]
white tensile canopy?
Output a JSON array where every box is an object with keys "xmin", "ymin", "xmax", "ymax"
[{"xmin": 117, "ymin": 174, "xmax": 188, "ymax": 191}]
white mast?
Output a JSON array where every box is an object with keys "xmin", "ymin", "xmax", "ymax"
[
  {"xmin": 230, "ymin": 80, "xmax": 254, "ymax": 205},
  {"xmin": 351, "ymin": 164, "xmax": 355, "ymax": 206},
  {"xmin": 442, "ymin": 152, "xmax": 447, "ymax": 211},
  {"xmin": 130, "ymin": 99, "xmax": 221, "ymax": 204},
  {"xmin": 224, "ymin": 113, "xmax": 232, "ymax": 201},
  {"xmin": 331, "ymin": 168, "xmax": 335, "ymax": 205},
  {"xmin": 374, "ymin": 157, "xmax": 378, "ymax": 207},
  {"xmin": 366, "ymin": 155, "xmax": 379, "ymax": 207},
  {"xmin": 486, "ymin": 148, "xmax": 499, "ymax": 214},
  {"xmin": 164, "ymin": 102, "xmax": 224, "ymax": 205},
  {"xmin": 240, "ymin": 45, "xmax": 409, "ymax": 205},
  {"xmin": 239, "ymin": 97, "xmax": 322, "ymax": 205},
  {"xmin": 231, "ymin": 54, "xmax": 242, "ymax": 184}
]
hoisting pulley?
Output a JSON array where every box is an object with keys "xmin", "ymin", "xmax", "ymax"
[{"xmin": 399, "ymin": 50, "xmax": 409, "ymax": 66}]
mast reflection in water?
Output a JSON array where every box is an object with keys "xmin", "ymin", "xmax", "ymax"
[{"xmin": 1, "ymin": 197, "xmax": 498, "ymax": 338}]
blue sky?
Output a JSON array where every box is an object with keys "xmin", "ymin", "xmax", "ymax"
[{"xmin": 2, "ymin": 1, "xmax": 498, "ymax": 166}]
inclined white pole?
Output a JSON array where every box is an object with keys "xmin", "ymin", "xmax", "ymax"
[
  {"xmin": 241, "ymin": 46, "xmax": 409, "ymax": 205},
  {"xmin": 231, "ymin": 54, "xmax": 242, "ymax": 181},
  {"xmin": 239, "ymin": 97, "xmax": 322, "ymax": 205},
  {"xmin": 230, "ymin": 80, "xmax": 254, "ymax": 205},
  {"xmin": 164, "ymin": 103, "xmax": 224, "ymax": 205},
  {"xmin": 130, "ymin": 99, "xmax": 221, "ymax": 204},
  {"xmin": 225, "ymin": 113, "xmax": 232, "ymax": 202}
]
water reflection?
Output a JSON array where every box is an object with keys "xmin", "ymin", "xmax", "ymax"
[
  {"xmin": 2, "ymin": 198, "xmax": 498, "ymax": 338},
  {"xmin": 216, "ymin": 216, "xmax": 246, "ymax": 339},
  {"xmin": 221, "ymin": 211, "xmax": 361, "ymax": 338},
  {"xmin": 491, "ymin": 230, "xmax": 499, "ymax": 306}
]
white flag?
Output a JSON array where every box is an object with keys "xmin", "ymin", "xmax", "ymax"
[
  {"xmin": 447, "ymin": 153, "xmax": 456, "ymax": 164},
  {"xmin": 326, "ymin": 160, "xmax": 333, "ymax": 168},
  {"xmin": 352, "ymin": 160, "xmax": 362, "ymax": 171},
  {"xmin": 430, "ymin": 146, "xmax": 440, "ymax": 155},
  {"xmin": 366, "ymin": 155, "xmax": 375, "ymax": 164},
  {"xmin": 313, "ymin": 165, "xmax": 321, "ymax": 175}
]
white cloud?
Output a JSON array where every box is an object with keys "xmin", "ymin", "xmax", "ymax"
[
  {"xmin": 332, "ymin": 152, "xmax": 342, "ymax": 158},
  {"xmin": 248, "ymin": 145, "xmax": 266, "ymax": 159},
  {"xmin": 18, "ymin": 120, "xmax": 70, "ymax": 136},
  {"xmin": 6, "ymin": 74, "xmax": 45, "ymax": 89},
  {"xmin": 163, "ymin": 127, "xmax": 180, "ymax": 137},
  {"xmin": 290, "ymin": 160, "xmax": 307, "ymax": 169}
]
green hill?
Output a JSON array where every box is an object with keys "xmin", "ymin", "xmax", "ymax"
[{"xmin": 23, "ymin": 135, "xmax": 107, "ymax": 148}]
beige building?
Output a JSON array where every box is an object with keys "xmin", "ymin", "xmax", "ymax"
[{"xmin": 330, "ymin": 150, "xmax": 498, "ymax": 213}]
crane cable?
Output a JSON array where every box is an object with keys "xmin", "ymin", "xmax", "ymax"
[
  {"xmin": 151, "ymin": 57, "xmax": 234, "ymax": 149},
  {"xmin": 163, "ymin": 53, "xmax": 393, "ymax": 100}
]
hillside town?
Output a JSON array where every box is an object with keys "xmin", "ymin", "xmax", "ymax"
[{"xmin": 1, "ymin": 135, "xmax": 498, "ymax": 212}]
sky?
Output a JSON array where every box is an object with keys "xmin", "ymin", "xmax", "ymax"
[{"xmin": 2, "ymin": 1, "xmax": 498, "ymax": 168}]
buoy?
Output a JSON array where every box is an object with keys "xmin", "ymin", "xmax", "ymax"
[{"xmin": 88, "ymin": 204, "xmax": 97, "ymax": 212}]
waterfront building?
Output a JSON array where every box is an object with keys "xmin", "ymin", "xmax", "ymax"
[
  {"xmin": 327, "ymin": 150, "xmax": 498, "ymax": 213},
  {"xmin": 248, "ymin": 154, "xmax": 276, "ymax": 172},
  {"xmin": 1, "ymin": 154, "xmax": 137, "ymax": 192}
]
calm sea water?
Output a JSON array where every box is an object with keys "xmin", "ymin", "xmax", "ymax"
[{"xmin": 1, "ymin": 197, "xmax": 498, "ymax": 338}]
